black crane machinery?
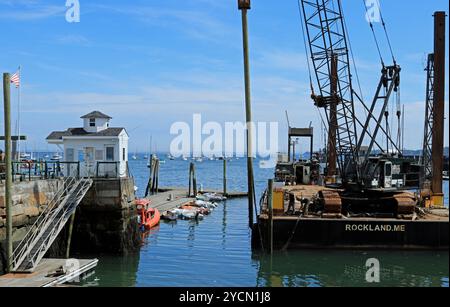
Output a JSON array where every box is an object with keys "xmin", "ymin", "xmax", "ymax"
[
  {"xmin": 421, "ymin": 54, "xmax": 435, "ymax": 185},
  {"xmin": 420, "ymin": 11, "xmax": 447, "ymax": 208},
  {"xmin": 298, "ymin": 0, "xmax": 421, "ymax": 216}
]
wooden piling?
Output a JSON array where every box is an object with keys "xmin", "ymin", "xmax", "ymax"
[
  {"xmin": 192, "ymin": 163, "xmax": 197, "ymax": 197},
  {"xmin": 145, "ymin": 156, "xmax": 154, "ymax": 197},
  {"xmin": 3, "ymin": 73, "xmax": 13, "ymax": 272},
  {"xmin": 188, "ymin": 162, "xmax": 197, "ymax": 197},
  {"xmin": 65, "ymin": 212, "xmax": 76, "ymax": 259},
  {"xmin": 223, "ymin": 159, "xmax": 227, "ymax": 196}
]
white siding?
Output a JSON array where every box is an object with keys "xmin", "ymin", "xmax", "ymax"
[
  {"xmin": 62, "ymin": 134, "xmax": 128, "ymax": 178},
  {"xmin": 83, "ymin": 118, "xmax": 110, "ymax": 133}
]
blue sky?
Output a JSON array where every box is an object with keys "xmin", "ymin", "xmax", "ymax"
[{"xmin": 0, "ymin": 0, "xmax": 448, "ymax": 154}]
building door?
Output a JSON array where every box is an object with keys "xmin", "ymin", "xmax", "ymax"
[
  {"xmin": 84, "ymin": 147, "xmax": 95, "ymax": 177},
  {"xmin": 104, "ymin": 146, "xmax": 116, "ymax": 177},
  {"xmin": 65, "ymin": 148, "xmax": 76, "ymax": 177}
]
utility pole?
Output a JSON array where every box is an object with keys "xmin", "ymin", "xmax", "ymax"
[
  {"xmin": 238, "ymin": 0, "xmax": 255, "ymax": 228},
  {"xmin": 3, "ymin": 73, "xmax": 13, "ymax": 272},
  {"xmin": 431, "ymin": 11, "xmax": 446, "ymax": 207}
]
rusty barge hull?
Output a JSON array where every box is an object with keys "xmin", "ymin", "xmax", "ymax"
[{"xmin": 253, "ymin": 217, "xmax": 449, "ymax": 250}]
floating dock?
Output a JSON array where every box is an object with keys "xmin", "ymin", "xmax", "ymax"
[
  {"xmin": 0, "ymin": 258, "xmax": 98, "ymax": 287},
  {"xmin": 148, "ymin": 188, "xmax": 247, "ymax": 213}
]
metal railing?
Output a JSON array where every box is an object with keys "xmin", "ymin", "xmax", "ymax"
[
  {"xmin": 17, "ymin": 179, "xmax": 92, "ymax": 271},
  {"xmin": 0, "ymin": 161, "xmax": 81, "ymax": 182},
  {"xmin": 11, "ymin": 177, "xmax": 78, "ymax": 270},
  {"xmin": 1, "ymin": 161, "xmax": 131, "ymax": 182}
]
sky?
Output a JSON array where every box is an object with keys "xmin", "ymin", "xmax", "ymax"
[{"xmin": 0, "ymin": 0, "xmax": 448, "ymax": 154}]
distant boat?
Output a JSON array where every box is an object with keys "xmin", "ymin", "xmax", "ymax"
[
  {"xmin": 144, "ymin": 155, "xmax": 148, "ymax": 160},
  {"xmin": 182, "ymin": 156, "xmax": 188, "ymax": 161},
  {"xmin": 51, "ymin": 153, "xmax": 62, "ymax": 161},
  {"xmin": 444, "ymin": 171, "xmax": 449, "ymax": 181},
  {"xmin": 20, "ymin": 152, "xmax": 31, "ymax": 160},
  {"xmin": 259, "ymin": 160, "xmax": 268, "ymax": 168},
  {"xmin": 132, "ymin": 148, "xmax": 138, "ymax": 160}
]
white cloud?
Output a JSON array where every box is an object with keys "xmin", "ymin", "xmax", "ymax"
[{"xmin": 0, "ymin": 3, "xmax": 65, "ymax": 20}]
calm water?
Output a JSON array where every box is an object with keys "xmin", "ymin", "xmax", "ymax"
[{"xmin": 82, "ymin": 156, "xmax": 449, "ymax": 287}]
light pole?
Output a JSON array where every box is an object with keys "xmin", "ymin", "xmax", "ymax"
[{"xmin": 238, "ymin": 0, "xmax": 255, "ymax": 228}]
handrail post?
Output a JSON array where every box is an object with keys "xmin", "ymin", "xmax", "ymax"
[{"xmin": 56, "ymin": 161, "xmax": 60, "ymax": 178}]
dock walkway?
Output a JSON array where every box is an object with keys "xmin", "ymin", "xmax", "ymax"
[{"xmin": 0, "ymin": 258, "xmax": 98, "ymax": 287}]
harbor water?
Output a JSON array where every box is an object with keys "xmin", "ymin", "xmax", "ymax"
[{"xmin": 81, "ymin": 157, "xmax": 449, "ymax": 287}]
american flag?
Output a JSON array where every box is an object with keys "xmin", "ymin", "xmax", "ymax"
[{"xmin": 10, "ymin": 70, "xmax": 20, "ymax": 88}]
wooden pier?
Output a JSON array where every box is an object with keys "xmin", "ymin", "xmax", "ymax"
[{"xmin": 0, "ymin": 258, "xmax": 98, "ymax": 287}]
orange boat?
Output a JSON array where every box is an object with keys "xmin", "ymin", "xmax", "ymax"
[{"xmin": 136, "ymin": 199, "xmax": 161, "ymax": 230}]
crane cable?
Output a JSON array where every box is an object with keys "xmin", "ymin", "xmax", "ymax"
[
  {"xmin": 297, "ymin": 0, "xmax": 315, "ymax": 96},
  {"xmin": 362, "ymin": 0, "xmax": 385, "ymax": 66},
  {"xmin": 379, "ymin": 5, "xmax": 396, "ymax": 64}
]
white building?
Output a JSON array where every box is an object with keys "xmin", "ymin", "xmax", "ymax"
[{"xmin": 47, "ymin": 111, "xmax": 129, "ymax": 178}]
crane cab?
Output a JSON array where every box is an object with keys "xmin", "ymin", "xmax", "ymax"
[{"xmin": 380, "ymin": 161, "xmax": 393, "ymax": 188}]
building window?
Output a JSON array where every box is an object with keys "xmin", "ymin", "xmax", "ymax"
[
  {"xmin": 89, "ymin": 118, "xmax": 96, "ymax": 127},
  {"xmin": 122, "ymin": 148, "xmax": 126, "ymax": 161},
  {"xmin": 106, "ymin": 147, "xmax": 115, "ymax": 161},
  {"xmin": 95, "ymin": 150, "xmax": 104, "ymax": 161}
]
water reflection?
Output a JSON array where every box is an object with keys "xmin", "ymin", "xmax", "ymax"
[
  {"xmin": 81, "ymin": 253, "xmax": 141, "ymax": 287},
  {"xmin": 253, "ymin": 250, "xmax": 449, "ymax": 287}
]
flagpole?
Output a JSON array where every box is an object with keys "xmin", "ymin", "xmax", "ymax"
[{"xmin": 17, "ymin": 65, "xmax": 21, "ymax": 161}]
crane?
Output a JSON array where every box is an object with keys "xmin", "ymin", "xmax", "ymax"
[{"xmin": 298, "ymin": 0, "xmax": 420, "ymax": 216}]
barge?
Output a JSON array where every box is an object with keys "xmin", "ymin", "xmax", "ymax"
[{"xmin": 252, "ymin": 184, "xmax": 449, "ymax": 250}]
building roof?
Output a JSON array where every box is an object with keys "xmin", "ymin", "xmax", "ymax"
[
  {"xmin": 47, "ymin": 127, "xmax": 126, "ymax": 141},
  {"xmin": 80, "ymin": 111, "xmax": 112, "ymax": 119}
]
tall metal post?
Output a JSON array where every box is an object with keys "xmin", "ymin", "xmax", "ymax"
[
  {"xmin": 3, "ymin": 73, "xmax": 13, "ymax": 272},
  {"xmin": 431, "ymin": 11, "xmax": 446, "ymax": 206},
  {"xmin": 239, "ymin": 0, "xmax": 255, "ymax": 228}
]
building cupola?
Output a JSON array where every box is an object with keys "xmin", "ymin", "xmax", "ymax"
[{"xmin": 81, "ymin": 111, "xmax": 112, "ymax": 133}]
